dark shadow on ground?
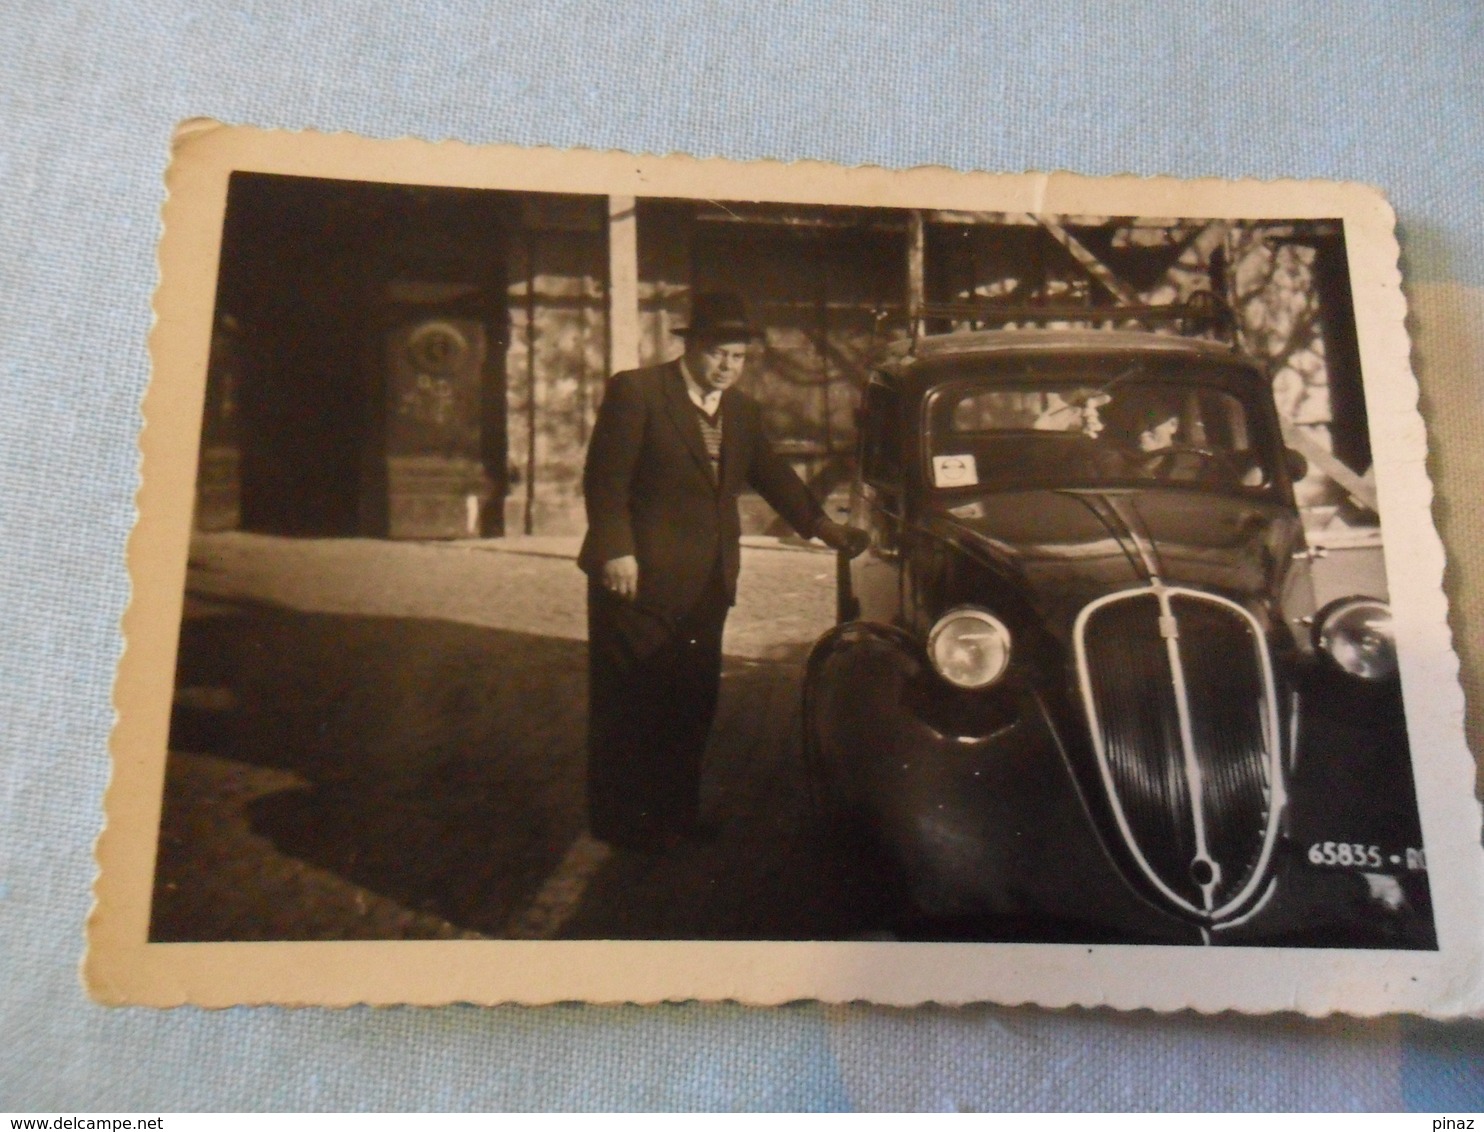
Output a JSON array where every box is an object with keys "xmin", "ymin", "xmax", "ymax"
[
  {"xmin": 153, "ymin": 599, "xmax": 591, "ymax": 939},
  {"xmin": 151, "ymin": 596, "xmax": 895, "ymax": 942}
]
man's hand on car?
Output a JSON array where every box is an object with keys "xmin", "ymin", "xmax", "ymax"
[
  {"xmin": 602, "ymin": 554, "xmax": 639, "ymax": 599},
  {"xmin": 815, "ymin": 518, "xmax": 870, "ymax": 559}
]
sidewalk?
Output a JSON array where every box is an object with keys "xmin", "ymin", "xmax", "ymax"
[{"xmin": 185, "ymin": 530, "xmax": 839, "ymax": 661}]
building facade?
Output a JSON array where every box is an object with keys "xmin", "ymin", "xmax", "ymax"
[{"xmin": 197, "ymin": 173, "xmax": 1373, "ymax": 539}]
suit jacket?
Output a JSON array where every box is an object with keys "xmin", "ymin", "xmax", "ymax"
[{"xmin": 578, "ymin": 360, "xmax": 825, "ymax": 618}]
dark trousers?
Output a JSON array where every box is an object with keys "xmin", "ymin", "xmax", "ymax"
[{"xmin": 585, "ymin": 563, "xmax": 730, "ymax": 849}]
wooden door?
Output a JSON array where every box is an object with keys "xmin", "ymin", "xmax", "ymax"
[{"xmin": 384, "ymin": 313, "xmax": 495, "ymax": 539}]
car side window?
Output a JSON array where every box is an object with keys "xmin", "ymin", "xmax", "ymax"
[{"xmin": 860, "ymin": 382, "xmax": 903, "ymax": 487}]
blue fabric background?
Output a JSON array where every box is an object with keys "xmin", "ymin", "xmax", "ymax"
[{"xmin": 2, "ymin": 0, "xmax": 1482, "ymax": 1111}]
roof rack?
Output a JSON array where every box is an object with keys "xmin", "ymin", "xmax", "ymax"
[{"xmin": 894, "ymin": 290, "xmax": 1236, "ymax": 344}]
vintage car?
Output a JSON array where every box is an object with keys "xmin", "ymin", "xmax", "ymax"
[{"xmin": 803, "ymin": 314, "xmax": 1433, "ymax": 947}]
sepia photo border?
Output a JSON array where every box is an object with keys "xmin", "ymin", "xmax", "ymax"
[{"xmin": 89, "ymin": 121, "xmax": 1484, "ymax": 1013}]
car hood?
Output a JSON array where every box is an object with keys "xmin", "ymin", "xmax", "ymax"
[{"xmin": 923, "ymin": 487, "xmax": 1302, "ymax": 635}]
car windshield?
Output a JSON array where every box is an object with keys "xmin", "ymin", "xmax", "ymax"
[{"xmin": 923, "ymin": 359, "xmax": 1278, "ymax": 494}]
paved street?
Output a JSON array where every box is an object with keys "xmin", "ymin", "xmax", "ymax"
[{"xmin": 151, "ymin": 532, "xmax": 895, "ymax": 942}]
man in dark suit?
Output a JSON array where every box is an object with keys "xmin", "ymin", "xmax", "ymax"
[{"xmin": 578, "ymin": 292, "xmax": 865, "ymax": 853}]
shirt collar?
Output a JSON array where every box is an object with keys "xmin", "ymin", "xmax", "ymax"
[{"xmin": 679, "ymin": 356, "xmax": 723, "ymax": 413}]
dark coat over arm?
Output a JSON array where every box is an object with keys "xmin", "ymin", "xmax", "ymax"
[{"xmin": 578, "ymin": 360, "xmax": 825, "ymax": 618}]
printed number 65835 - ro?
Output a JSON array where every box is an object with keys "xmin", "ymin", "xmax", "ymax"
[{"xmin": 1306, "ymin": 842, "xmax": 1427, "ymax": 870}]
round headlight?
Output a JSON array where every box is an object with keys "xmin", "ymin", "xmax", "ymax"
[
  {"xmin": 927, "ymin": 608, "xmax": 1012, "ymax": 689},
  {"xmin": 1313, "ymin": 597, "xmax": 1397, "ymax": 681}
]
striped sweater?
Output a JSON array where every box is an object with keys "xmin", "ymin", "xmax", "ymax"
[{"xmin": 694, "ymin": 401, "xmax": 723, "ymax": 478}]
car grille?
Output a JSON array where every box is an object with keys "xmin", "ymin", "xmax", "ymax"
[{"xmin": 1076, "ymin": 587, "xmax": 1279, "ymax": 920}]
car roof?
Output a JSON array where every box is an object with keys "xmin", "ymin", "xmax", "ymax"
[{"xmin": 874, "ymin": 327, "xmax": 1259, "ymax": 388}]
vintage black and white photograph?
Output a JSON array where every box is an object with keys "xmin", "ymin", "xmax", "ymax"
[{"xmin": 91, "ymin": 127, "xmax": 1482, "ymax": 1010}]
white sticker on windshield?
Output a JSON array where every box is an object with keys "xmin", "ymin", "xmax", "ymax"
[{"xmin": 933, "ymin": 453, "xmax": 978, "ymax": 488}]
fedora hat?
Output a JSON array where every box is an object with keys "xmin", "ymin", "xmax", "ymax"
[{"xmin": 674, "ymin": 291, "xmax": 762, "ymax": 342}]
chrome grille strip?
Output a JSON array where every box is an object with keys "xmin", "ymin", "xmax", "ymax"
[
  {"xmin": 1156, "ymin": 586, "xmax": 1221, "ymax": 911},
  {"xmin": 1073, "ymin": 584, "xmax": 1287, "ymax": 924}
]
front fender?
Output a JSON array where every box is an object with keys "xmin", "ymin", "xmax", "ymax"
[
  {"xmin": 802, "ymin": 620, "xmax": 1197, "ymax": 940},
  {"xmin": 802, "ymin": 621, "xmax": 922, "ymax": 816}
]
